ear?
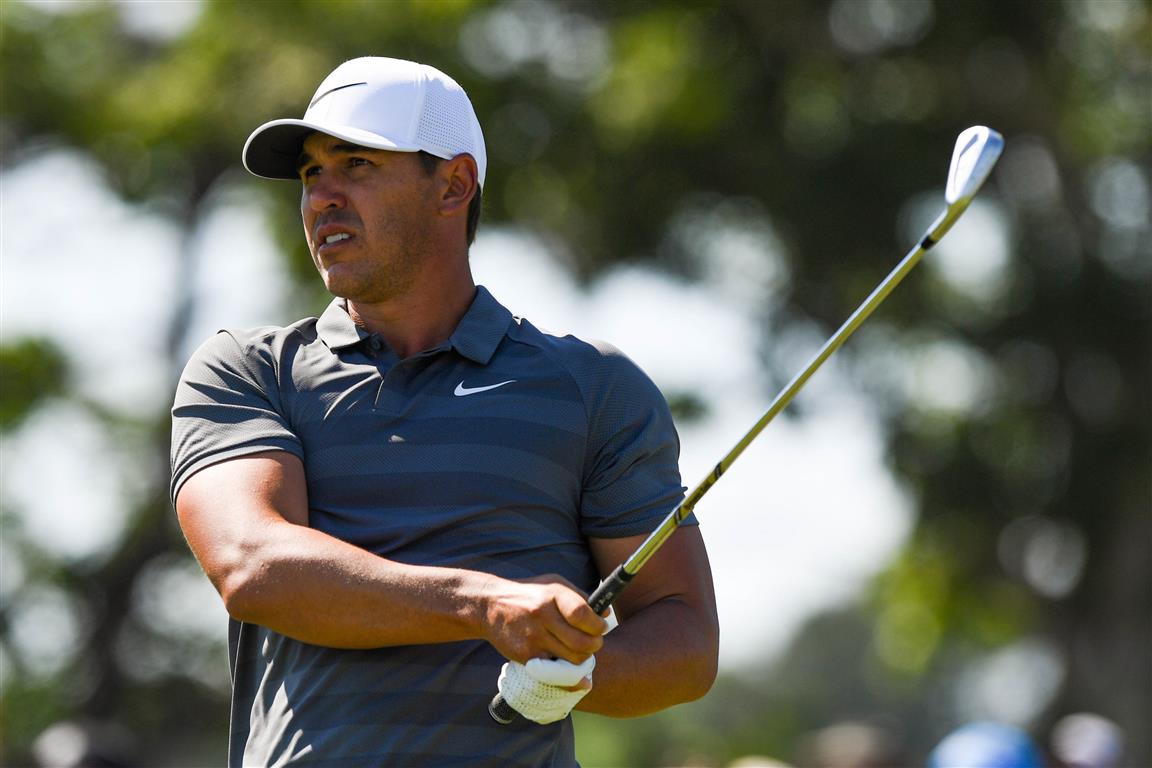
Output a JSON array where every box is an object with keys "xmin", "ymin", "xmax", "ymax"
[{"xmin": 437, "ymin": 153, "xmax": 479, "ymax": 219}]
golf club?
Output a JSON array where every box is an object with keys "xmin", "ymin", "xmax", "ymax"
[{"xmin": 489, "ymin": 125, "xmax": 1004, "ymax": 724}]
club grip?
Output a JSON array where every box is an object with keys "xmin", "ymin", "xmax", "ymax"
[
  {"xmin": 488, "ymin": 565, "xmax": 635, "ymax": 724},
  {"xmin": 588, "ymin": 563, "xmax": 633, "ymax": 614}
]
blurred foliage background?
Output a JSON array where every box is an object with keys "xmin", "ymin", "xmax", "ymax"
[{"xmin": 1, "ymin": 0, "xmax": 1149, "ymax": 766}]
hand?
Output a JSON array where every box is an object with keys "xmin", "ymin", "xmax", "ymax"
[
  {"xmin": 497, "ymin": 656, "xmax": 596, "ymax": 724},
  {"xmin": 481, "ymin": 575, "xmax": 607, "ymax": 664}
]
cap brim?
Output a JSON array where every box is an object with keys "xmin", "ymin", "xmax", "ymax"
[{"xmin": 242, "ymin": 119, "xmax": 422, "ymax": 180}]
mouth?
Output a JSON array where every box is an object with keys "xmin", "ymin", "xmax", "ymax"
[{"xmin": 315, "ymin": 227, "xmax": 356, "ymax": 253}]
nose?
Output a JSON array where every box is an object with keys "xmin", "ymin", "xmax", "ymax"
[{"xmin": 305, "ymin": 173, "xmax": 346, "ymax": 212}]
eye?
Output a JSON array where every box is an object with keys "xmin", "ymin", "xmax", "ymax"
[
  {"xmin": 299, "ymin": 165, "xmax": 321, "ymax": 181},
  {"xmin": 347, "ymin": 156, "xmax": 370, "ymax": 168}
]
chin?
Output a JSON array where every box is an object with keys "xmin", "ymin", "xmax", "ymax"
[
  {"xmin": 325, "ymin": 278, "xmax": 388, "ymax": 305},
  {"xmin": 320, "ymin": 266, "xmax": 362, "ymax": 296}
]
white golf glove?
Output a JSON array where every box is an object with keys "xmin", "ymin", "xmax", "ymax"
[{"xmin": 496, "ymin": 656, "xmax": 596, "ymax": 725}]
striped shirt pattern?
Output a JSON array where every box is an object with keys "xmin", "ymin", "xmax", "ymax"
[{"xmin": 171, "ymin": 286, "xmax": 688, "ymax": 767}]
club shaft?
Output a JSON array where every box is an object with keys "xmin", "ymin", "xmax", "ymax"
[
  {"xmin": 602, "ymin": 165, "xmax": 983, "ymax": 588},
  {"xmin": 491, "ymin": 212, "xmax": 951, "ymax": 725},
  {"xmin": 490, "ymin": 120, "xmax": 1002, "ymax": 723}
]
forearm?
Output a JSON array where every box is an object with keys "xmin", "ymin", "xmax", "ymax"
[
  {"xmin": 575, "ymin": 596, "xmax": 719, "ymax": 717},
  {"xmin": 217, "ymin": 518, "xmax": 493, "ymax": 649},
  {"xmin": 177, "ymin": 453, "xmax": 606, "ymax": 660}
]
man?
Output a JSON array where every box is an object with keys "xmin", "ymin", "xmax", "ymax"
[{"xmin": 171, "ymin": 56, "xmax": 718, "ymax": 767}]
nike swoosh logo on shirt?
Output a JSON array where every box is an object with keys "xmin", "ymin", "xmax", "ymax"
[{"xmin": 454, "ymin": 380, "xmax": 517, "ymax": 397}]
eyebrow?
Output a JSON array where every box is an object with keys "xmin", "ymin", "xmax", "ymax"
[{"xmin": 296, "ymin": 142, "xmax": 382, "ymax": 172}]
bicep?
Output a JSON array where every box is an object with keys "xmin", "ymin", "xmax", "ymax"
[
  {"xmin": 175, "ymin": 450, "xmax": 309, "ymax": 587},
  {"xmin": 588, "ymin": 525, "xmax": 717, "ymax": 625}
]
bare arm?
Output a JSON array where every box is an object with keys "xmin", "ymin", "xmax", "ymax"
[
  {"xmin": 575, "ymin": 525, "xmax": 719, "ymax": 717},
  {"xmin": 175, "ymin": 450, "xmax": 606, "ymax": 663}
]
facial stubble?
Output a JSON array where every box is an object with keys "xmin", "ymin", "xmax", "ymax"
[{"xmin": 312, "ymin": 191, "xmax": 439, "ymax": 306}]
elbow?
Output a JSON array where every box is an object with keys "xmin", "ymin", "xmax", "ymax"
[
  {"xmin": 685, "ymin": 640, "xmax": 719, "ymax": 703},
  {"xmin": 217, "ymin": 569, "xmax": 258, "ymax": 620},
  {"xmin": 220, "ymin": 563, "xmax": 281, "ymax": 624},
  {"xmin": 682, "ymin": 613, "xmax": 720, "ymax": 702},
  {"xmin": 207, "ymin": 546, "xmax": 271, "ymax": 622},
  {"xmin": 697, "ymin": 657, "xmax": 719, "ymax": 701}
]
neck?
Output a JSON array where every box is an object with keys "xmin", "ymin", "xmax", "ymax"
[{"xmin": 347, "ymin": 271, "xmax": 476, "ymax": 359}]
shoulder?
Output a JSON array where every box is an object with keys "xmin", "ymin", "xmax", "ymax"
[
  {"xmin": 179, "ymin": 318, "xmax": 320, "ymax": 380},
  {"xmin": 508, "ymin": 318, "xmax": 664, "ymax": 405}
]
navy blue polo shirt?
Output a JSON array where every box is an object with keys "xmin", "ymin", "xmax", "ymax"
[{"xmin": 170, "ymin": 286, "xmax": 688, "ymax": 767}]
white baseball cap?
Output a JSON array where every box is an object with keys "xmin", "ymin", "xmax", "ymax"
[{"xmin": 243, "ymin": 56, "xmax": 487, "ymax": 187}]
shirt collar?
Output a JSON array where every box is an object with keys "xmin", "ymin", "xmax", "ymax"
[
  {"xmin": 449, "ymin": 286, "xmax": 514, "ymax": 364},
  {"xmin": 316, "ymin": 298, "xmax": 367, "ymax": 351},
  {"xmin": 314, "ymin": 287, "xmax": 513, "ymax": 364}
]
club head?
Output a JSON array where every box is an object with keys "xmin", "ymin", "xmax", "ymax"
[{"xmin": 945, "ymin": 126, "xmax": 1004, "ymax": 206}]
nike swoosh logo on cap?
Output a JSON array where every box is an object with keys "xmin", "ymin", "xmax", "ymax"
[
  {"xmin": 454, "ymin": 380, "xmax": 516, "ymax": 397},
  {"xmin": 308, "ymin": 81, "xmax": 368, "ymax": 109}
]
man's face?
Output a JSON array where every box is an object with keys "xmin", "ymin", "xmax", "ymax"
[{"xmin": 297, "ymin": 133, "xmax": 439, "ymax": 304}]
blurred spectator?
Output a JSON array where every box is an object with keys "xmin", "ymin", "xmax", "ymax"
[
  {"xmin": 32, "ymin": 721, "xmax": 137, "ymax": 768},
  {"xmin": 1050, "ymin": 713, "xmax": 1124, "ymax": 768},
  {"xmin": 795, "ymin": 720, "xmax": 905, "ymax": 767},
  {"xmin": 728, "ymin": 757, "xmax": 795, "ymax": 768},
  {"xmin": 928, "ymin": 721, "xmax": 1041, "ymax": 768}
]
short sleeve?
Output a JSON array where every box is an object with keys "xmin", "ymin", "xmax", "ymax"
[
  {"xmin": 576, "ymin": 344, "xmax": 690, "ymax": 538},
  {"xmin": 170, "ymin": 330, "xmax": 303, "ymax": 505}
]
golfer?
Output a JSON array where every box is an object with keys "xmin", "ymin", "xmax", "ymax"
[{"xmin": 171, "ymin": 56, "xmax": 718, "ymax": 767}]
